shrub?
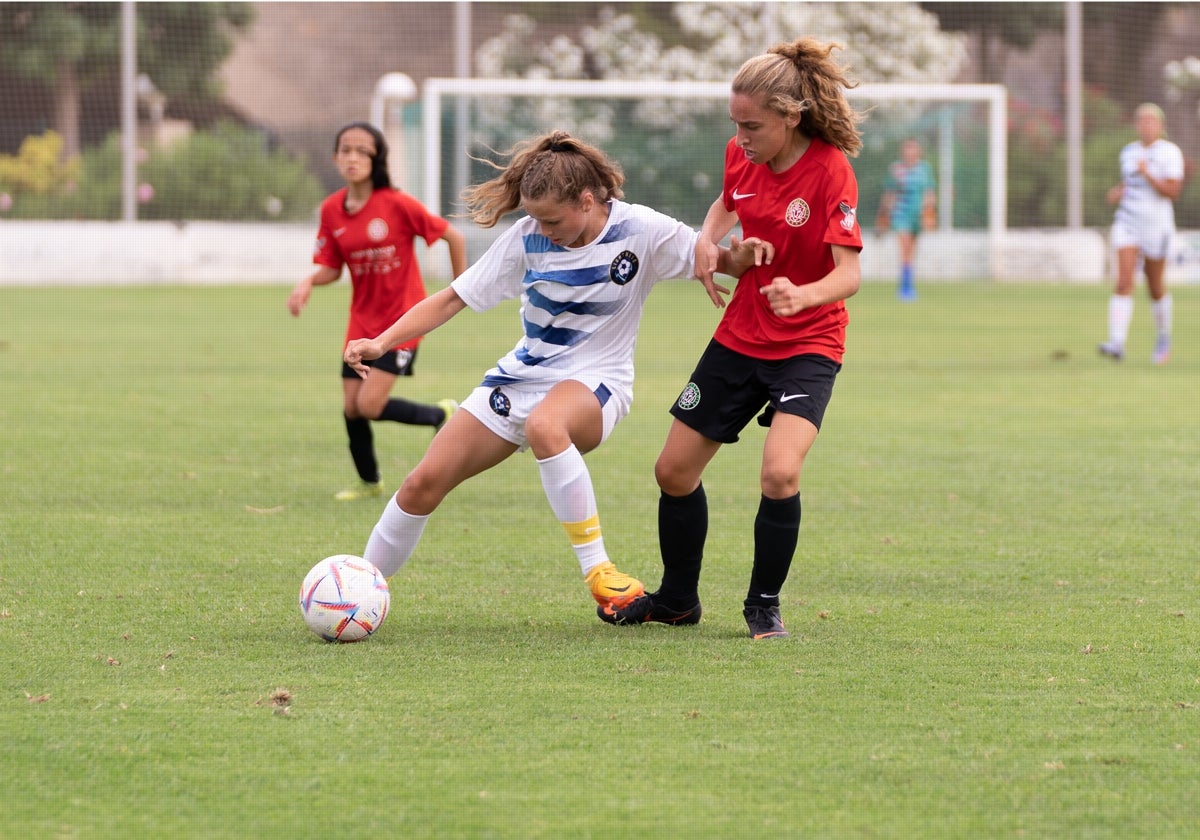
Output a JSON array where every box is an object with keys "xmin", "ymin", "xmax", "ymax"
[
  {"xmin": 0, "ymin": 131, "xmax": 82, "ymax": 213},
  {"xmin": 2, "ymin": 122, "xmax": 323, "ymax": 221}
]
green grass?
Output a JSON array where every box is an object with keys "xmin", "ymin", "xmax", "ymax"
[{"xmin": 1, "ymin": 280, "xmax": 1197, "ymax": 838}]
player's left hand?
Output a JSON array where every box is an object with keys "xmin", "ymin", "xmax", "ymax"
[
  {"xmin": 343, "ymin": 338, "xmax": 383, "ymax": 379},
  {"xmin": 759, "ymin": 275, "xmax": 807, "ymax": 317}
]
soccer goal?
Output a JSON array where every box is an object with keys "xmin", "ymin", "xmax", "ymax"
[{"xmin": 421, "ymin": 78, "xmax": 1006, "ymax": 277}]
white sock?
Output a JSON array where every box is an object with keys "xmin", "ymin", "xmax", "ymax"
[
  {"xmin": 1152, "ymin": 294, "xmax": 1173, "ymax": 340},
  {"xmin": 364, "ymin": 499, "xmax": 429, "ymax": 578},
  {"xmin": 1108, "ymin": 295, "xmax": 1133, "ymax": 345},
  {"xmin": 537, "ymin": 444, "xmax": 609, "ymax": 575}
]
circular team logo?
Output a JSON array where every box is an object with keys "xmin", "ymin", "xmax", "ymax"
[
  {"xmin": 367, "ymin": 218, "xmax": 389, "ymax": 241},
  {"xmin": 785, "ymin": 198, "xmax": 810, "ymax": 227},
  {"xmin": 489, "ymin": 386, "xmax": 511, "ymax": 417},
  {"xmin": 610, "ymin": 250, "xmax": 639, "ymax": 285},
  {"xmin": 676, "ymin": 382, "xmax": 701, "ymax": 411}
]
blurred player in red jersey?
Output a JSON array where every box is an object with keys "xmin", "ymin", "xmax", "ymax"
[
  {"xmin": 601, "ymin": 38, "xmax": 864, "ymax": 639},
  {"xmin": 289, "ymin": 122, "xmax": 467, "ymax": 500}
]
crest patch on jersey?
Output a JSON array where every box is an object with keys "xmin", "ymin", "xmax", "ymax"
[
  {"xmin": 676, "ymin": 382, "xmax": 701, "ymax": 411},
  {"xmin": 785, "ymin": 198, "xmax": 810, "ymax": 228},
  {"xmin": 489, "ymin": 387, "xmax": 511, "ymax": 417},
  {"xmin": 838, "ymin": 201, "xmax": 857, "ymax": 231},
  {"xmin": 610, "ymin": 250, "xmax": 639, "ymax": 285},
  {"xmin": 367, "ymin": 218, "xmax": 389, "ymax": 242}
]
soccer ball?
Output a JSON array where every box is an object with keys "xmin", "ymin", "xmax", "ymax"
[{"xmin": 299, "ymin": 555, "xmax": 390, "ymax": 642}]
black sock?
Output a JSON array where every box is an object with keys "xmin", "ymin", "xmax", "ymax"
[
  {"xmin": 344, "ymin": 415, "xmax": 379, "ymax": 483},
  {"xmin": 657, "ymin": 484, "xmax": 707, "ymax": 606},
  {"xmin": 378, "ymin": 398, "xmax": 442, "ymax": 427},
  {"xmin": 745, "ymin": 493, "xmax": 801, "ymax": 607}
]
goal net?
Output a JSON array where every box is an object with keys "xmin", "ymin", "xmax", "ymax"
[{"xmin": 421, "ymin": 78, "xmax": 1006, "ymax": 277}]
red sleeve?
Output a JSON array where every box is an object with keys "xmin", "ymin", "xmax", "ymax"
[
  {"xmin": 390, "ymin": 191, "xmax": 449, "ymax": 246},
  {"xmin": 313, "ymin": 192, "xmax": 344, "ymax": 270},
  {"xmin": 822, "ymin": 154, "xmax": 863, "ymax": 250}
]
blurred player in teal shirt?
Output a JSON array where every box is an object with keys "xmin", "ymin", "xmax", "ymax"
[{"xmin": 878, "ymin": 139, "xmax": 935, "ymax": 301}]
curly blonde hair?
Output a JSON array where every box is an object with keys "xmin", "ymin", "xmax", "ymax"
[
  {"xmin": 732, "ymin": 37, "xmax": 864, "ymax": 157},
  {"xmin": 461, "ymin": 130, "xmax": 626, "ymax": 228}
]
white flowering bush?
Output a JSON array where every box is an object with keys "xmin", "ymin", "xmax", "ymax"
[
  {"xmin": 477, "ymin": 4, "xmax": 965, "ymax": 87},
  {"xmin": 466, "ymin": 3, "xmax": 966, "ymax": 222},
  {"xmin": 1164, "ymin": 56, "xmax": 1200, "ymax": 118}
]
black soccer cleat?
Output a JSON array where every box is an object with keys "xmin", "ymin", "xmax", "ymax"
[
  {"xmin": 743, "ymin": 604, "xmax": 790, "ymax": 640},
  {"xmin": 597, "ymin": 592, "xmax": 702, "ymax": 626}
]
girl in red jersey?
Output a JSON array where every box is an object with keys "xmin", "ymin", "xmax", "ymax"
[
  {"xmin": 601, "ymin": 38, "xmax": 864, "ymax": 639},
  {"xmin": 289, "ymin": 122, "xmax": 467, "ymax": 501}
]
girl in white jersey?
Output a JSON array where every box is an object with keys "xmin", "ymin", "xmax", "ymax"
[
  {"xmin": 343, "ymin": 131, "xmax": 769, "ymax": 615},
  {"xmin": 1099, "ymin": 103, "xmax": 1184, "ymax": 365}
]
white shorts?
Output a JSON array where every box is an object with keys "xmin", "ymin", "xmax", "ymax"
[
  {"xmin": 1111, "ymin": 219, "xmax": 1173, "ymax": 261},
  {"xmin": 458, "ymin": 377, "xmax": 632, "ymax": 453}
]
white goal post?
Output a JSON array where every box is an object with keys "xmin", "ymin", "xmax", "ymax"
[{"xmin": 421, "ymin": 78, "xmax": 1006, "ymax": 276}]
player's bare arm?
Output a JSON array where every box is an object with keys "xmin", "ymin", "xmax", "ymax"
[
  {"xmin": 287, "ymin": 265, "xmax": 341, "ymax": 317},
  {"xmin": 343, "ymin": 285, "xmax": 468, "ymax": 377},
  {"xmin": 1148, "ymin": 174, "xmax": 1182, "ymax": 201},
  {"xmin": 759, "ymin": 244, "xmax": 861, "ymax": 317},
  {"xmin": 695, "ymin": 198, "xmax": 743, "ymax": 306},
  {"xmin": 441, "ymin": 224, "xmax": 469, "ymax": 279}
]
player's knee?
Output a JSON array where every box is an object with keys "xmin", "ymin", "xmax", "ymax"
[
  {"xmin": 760, "ymin": 466, "xmax": 800, "ymax": 499},
  {"xmin": 354, "ymin": 397, "xmax": 385, "ymax": 421},
  {"xmin": 523, "ymin": 407, "xmax": 556, "ymax": 447},
  {"xmin": 396, "ymin": 468, "xmax": 445, "ymax": 515},
  {"xmin": 525, "ymin": 406, "xmax": 578, "ymax": 457},
  {"xmin": 655, "ymin": 457, "xmax": 696, "ymax": 497}
]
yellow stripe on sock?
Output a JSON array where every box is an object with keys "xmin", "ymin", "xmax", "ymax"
[{"xmin": 563, "ymin": 514, "xmax": 602, "ymax": 546}]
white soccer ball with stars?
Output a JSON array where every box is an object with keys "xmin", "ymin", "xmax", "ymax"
[{"xmin": 299, "ymin": 555, "xmax": 390, "ymax": 642}]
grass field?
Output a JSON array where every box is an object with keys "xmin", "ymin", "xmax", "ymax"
[{"xmin": 1, "ymin": 279, "xmax": 1197, "ymax": 838}]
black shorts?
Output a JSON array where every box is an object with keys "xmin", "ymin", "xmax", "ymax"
[
  {"xmin": 341, "ymin": 346, "xmax": 418, "ymax": 379},
  {"xmin": 669, "ymin": 339, "xmax": 841, "ymax": 444}
]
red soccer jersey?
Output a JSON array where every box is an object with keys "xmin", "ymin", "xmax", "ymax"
[
  {"xmin": 313, "ymin": 187, "xmax": 449, "ymax": 351},
  {"xmin": 713, "ymin": 136, "xmax": 862, "ymax": 363}
]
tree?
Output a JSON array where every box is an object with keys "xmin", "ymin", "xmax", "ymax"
[
  {"xmin": 918, "ymin": 3, "xmax": 1062, "ymax": 82},
  {"xmin": 0, "ymin": 2, "xmax": 251, "ymax": 160},
  {"xmin": 1081, "ymin": 2, "xmax": 1169, "ymax": 109}
]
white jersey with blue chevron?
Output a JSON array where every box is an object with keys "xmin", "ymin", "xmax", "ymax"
[
  {"xmin": 1115, "ymin": 138, "xmax": 1184, "ymax": 232},
  {"xmin": 451, "ymin": 200, "xmax": 698, "ymax": 401}
]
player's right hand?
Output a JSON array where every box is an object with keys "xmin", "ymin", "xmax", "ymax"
[
  {"xmin": 343, "ymin": 338, "xmax": 383, "ymax": 379},
  {"xmin": 730, "ymin": 235, "xmax": 774, "ymax": 269},
  {"xmin": 287, "ymin": 282, "xmax": 311, "ymax": 317}
]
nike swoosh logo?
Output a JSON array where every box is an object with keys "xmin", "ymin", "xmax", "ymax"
[
  {"xmin": 333, "ymin": 227, "xmax": 346, "ymax": 236},
  {"xmin": 780, "ymin": 393, "xmax": 809, "ymax": 403},
  {"xmin": 660, "ymin": 607, "xmax": 698, "ymax": 624},
  {"xmin": 732, "ymin": 189, "xmax": 756, "ymax": 200}
]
